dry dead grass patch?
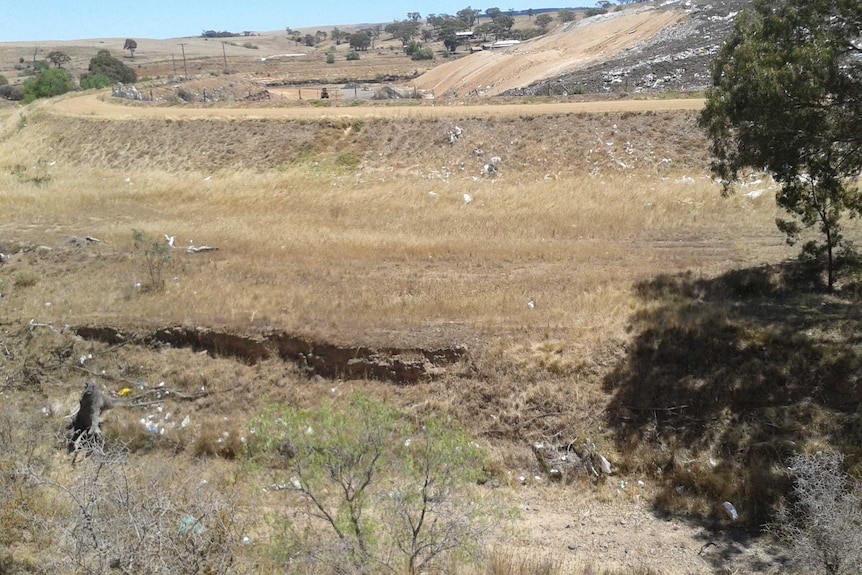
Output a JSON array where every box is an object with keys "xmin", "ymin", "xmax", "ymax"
[{"xmin": 0, "ymin": 156, "xmax": 787, "ymax": 350}]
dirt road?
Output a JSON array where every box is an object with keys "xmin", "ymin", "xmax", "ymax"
[{"xmin": 49, "ymin": 91, "xmax": 704, "ymax": 121}]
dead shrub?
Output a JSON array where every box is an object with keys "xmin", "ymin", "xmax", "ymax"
[{"xmin": 768, "ymin": 451, "xmax": 862, "ymax": 575}]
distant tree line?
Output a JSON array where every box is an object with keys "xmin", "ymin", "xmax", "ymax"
[{"xmin": 200, "ymin": 30, "xmax": 242, "ymax": 38}]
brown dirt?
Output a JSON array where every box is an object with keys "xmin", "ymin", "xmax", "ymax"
[{"xmin": 414, "ymin": 7, "xmax": 687, "ymax": 98}]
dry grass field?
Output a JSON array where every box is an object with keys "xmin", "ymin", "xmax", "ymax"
[{"xmin": 1, "ymin": 5, "xmax": 861, "ymax": 575}]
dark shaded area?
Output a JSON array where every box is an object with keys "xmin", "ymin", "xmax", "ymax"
[
  {"xmin": 604, "ymin": 263, "xmax": 862, "ymax": 527},
  {"xmin": 67, "ymin": 381, "xmax": 112, "ymax": 456}
]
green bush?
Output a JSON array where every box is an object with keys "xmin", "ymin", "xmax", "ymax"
[
  {"xmin": 404, "ymin": 40, "xmax": 422, "ymax": 56},
  {"xmin": 79, "ymin": 73, "xmax": 112, "ymax": 90},
  {"xmin": 325, "ymin": 52, "xmax": 335, "ymax": 64},
  {"xmin": 22, "ymin": 68, "xmax": 73, "ymax": 103},
  {"xmin": 346, "ymin": 51, "xmax": 360, "ymax": 61},
  {"xmin": 411, "ymin": 47, "xmax": 434, "ymax": 61},
  {"xmin": 249, "ymin": 393, "xmax": 498, "ymax": 574},
  {"xmin": 0, "ymin": 75, "xmax": 8, "ymax": 86}
]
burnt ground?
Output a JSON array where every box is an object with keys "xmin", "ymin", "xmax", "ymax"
[{"xmin": 507, "ymin": 0, "xmax": 750, "ymax": 97}]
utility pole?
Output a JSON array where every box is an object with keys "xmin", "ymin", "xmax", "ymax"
[
  {"xmin": 221, "ymin": 41, "xmax": 228, "ymax": 73},
  {"xmin": 171, "ymin": 53, "xmax": 177, "ymax": 75},
  {"xmin": 178, "ymin": 43, "xmax": 189, "ymax": 80}
]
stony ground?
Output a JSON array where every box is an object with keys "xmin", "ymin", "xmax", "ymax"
[{"xmin": 506, "ymin": 0, "xmax": 751, "ymax": 96}]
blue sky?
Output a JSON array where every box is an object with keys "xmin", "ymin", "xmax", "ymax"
[{"xmin": 1, "ymin": 1, "xmax": 539, "ymax": 42}]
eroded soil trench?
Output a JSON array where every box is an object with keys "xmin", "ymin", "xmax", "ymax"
[{"xmin": 74, "ymin": 325, "xmax": 470, "ymax": 383}]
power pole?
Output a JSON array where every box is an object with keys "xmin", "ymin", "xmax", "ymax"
[
  {"xmin": 221, "ymin": 41, "xmax": 228, "ymax": 73},
  {"xmin": 178, "ymin": 43, "xmax": 189, "ymax": 80},
  {"xmin": 172, "ymin": 53, "xmax": 177, "ymax": 75}
]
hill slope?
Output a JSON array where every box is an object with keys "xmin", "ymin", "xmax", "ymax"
[{"xmin": 414, "ymin": 6, "xmax": 687, "ymax": 97}]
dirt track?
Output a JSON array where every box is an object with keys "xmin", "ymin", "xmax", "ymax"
[{"xmin": 49, "ymin": 91, "xmax": 704, "ymax": 120}]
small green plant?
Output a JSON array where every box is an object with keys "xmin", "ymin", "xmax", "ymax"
[
  {"xmin": 334, "ymin": 152, "xmax": 360, "ymax": 169},
  {"xmin": 346, "ymin": 51, "xmax": 360, "ymax": 61},
  {"xmin": 131, "ymin": 229, "xmax": 172, "ymax": 292},
  {"xmin": 249, "ymin": 393, "xmax": 498, "ymax": 574},
  {"xmin": 13, "ymin": 268, "xmax": 38, "ymax": 288},
  {"xmin": 325, "ymin": 52, "xmax": 335, "ymax": 64}
]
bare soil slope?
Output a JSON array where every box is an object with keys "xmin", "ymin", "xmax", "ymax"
[{"xmin": 414, "ymin": 7, "xmax": 686, "ymax": 98}]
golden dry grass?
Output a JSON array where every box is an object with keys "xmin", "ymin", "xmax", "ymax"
[
  {"xmin": 0, "ymin": 161, "xmax": 787, "ymax": 347},
  {"xmin": 0, "ymin": 105, "xmax": 789, "ymax": 353}
]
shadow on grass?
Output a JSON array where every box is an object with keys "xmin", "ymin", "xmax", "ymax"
[{"xmin": 603, "ymin": 262, "xmax": 862, "ymax": 533}]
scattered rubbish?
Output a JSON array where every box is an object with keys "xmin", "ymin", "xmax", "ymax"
[
  {"xmin": 598, "ymin": 454, "xmax": 612, "ymax": 475},
  {"xmin": 447, "ymin": 125, "xmax": 463, "ymax": 144},
  {"xmin": 463, "ymin": 193, "xmax": 473, "ymax": 204},
  {"xmin": 722, "ymin": 501, "xmax": 738, "ymax": 521},
  {"xmin": 186, "ymin": 240, "xmax": 219, "ymax": 253},
  {"xmin": 178, "ymin": 516, "xmax": 204, "ymax": 535}
]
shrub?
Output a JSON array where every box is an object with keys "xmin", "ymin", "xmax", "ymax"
[
  {"xmin": 557, "ymin": 9, "xmax": 576, "ymax": 22},
  {"xmin": 411, "ymin": 47, "xmax": 434, "ymax": 61},
  {"xmin": 37, "ymin": 446, "xmax": 246, "ymax": 575},
  {"xmin": 80, "ymin": 73, "xmax": 112, "ymax": 90},
  {"xmin": 768, "ymin": 451, "xmax": 862, "ymax": 575},
  {"xmin": 13, "ymin": 268, "xmax": 39, "ymax": 288},
  {"xmin": 22, "ymin": 68, "xmax": 74, "ymax": 103},
  {"xmin": 325, "ymin": 52, "xmax": 335, "ymax": 64},
  {"xmin": 249, "ymin": 393, "xmax": 499, "ymax": 574},
  {"xmin": 131, "ymin": 229, "xmax": 172, "ymax": 292},
  {"xmin": 346, "ymin": 51, "xmax": 360, "ymax": 61},
  {"xmin": 0, "ymin": 84, "xmax": 23, "ymax": 100},
  {"xmin": 404, "ymin": 40, "xmax": 422, "ymax": 56},
  {"xmin": 0, "ymin": 75, "xmax": 8, "ymax": 86}
]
